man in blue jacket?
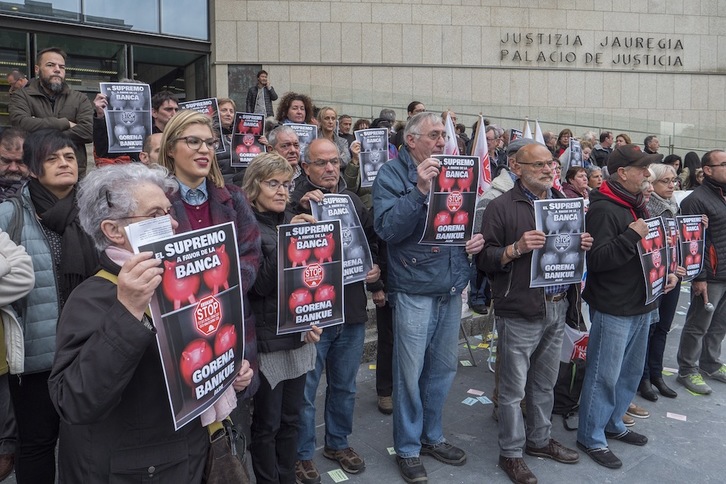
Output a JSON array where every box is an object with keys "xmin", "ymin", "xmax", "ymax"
[{"xmin": 373, "ymin": 112, "xmax": 484, "ymax": 483}]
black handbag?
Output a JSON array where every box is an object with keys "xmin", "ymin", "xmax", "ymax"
[{"xmin": 203, "ymin": 419, "xmax": 251, "ymax": 484}]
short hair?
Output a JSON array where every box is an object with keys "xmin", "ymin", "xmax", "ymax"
[
  {"xmin": 580, "ymin": 140, "xmax": 593, "ymax": 151},
  {"xmin": 586, "ymin": 166, "xmax": 602, "ymax": 178},
  {"xmin": 23, "ymin": 129, "xmax": 76, "ymax": 178},
  {"xmin": 599, "ymin": 131, "xmax": 612, "ymax": 143},
  {"xmin": 267, "ymin": 125, "xmax": 298, "ymax": 148},
  {"xmin": 338, "ymin": 114, "xmax": 352, "ymax": 122},
  {"xmin": 616, "ymin": 133, "xmax": 632, "ymax": 144},
  {"xmin": 404, "ymin": 112, "xmax": 442, "ymax": 145},
  {"xmin": 241, "ymin": 152, "xmax": 294, "ymax": 205},
  {"xmin": 256, "ymin": 70, "xmax": 268, "ymax": 78},
  {"xmin": 353, "ymin": 118, "xmax": 370, "ymax": 131},
  {"xmin": 77, "ymin": 164, "xmax": 177, "ymax": 251},
  {"xmin": 455, "ymin": 123, "xmax": 466, "ymax": 134},
  {"xmin": 151, "ymin": 90, "xmax": 178, "ymax": 111},
  {"xmin": 7, "ymin": 69, "xmax": 26, "ymax": 81},
  {"xmin": 275, "ymin": 92, "xmax": 314, "ymax": 124},
  {"xmin": 565, "ymin": 166, "xmax": 587, "ymax": 183},
  {"xmin": 557, "ymin": 129, "xmax": 573, "ymax": 145},
  {"xmin": 0, "ymin": 127, "xmax": 26, "ymax": 148},
  {"xmin": 302, "ymin": 138, "xmax": 338, "ymax": 165},
  {"xmin": 644, "ymin": 135, "xmax": 657, "ymax": 147},
  {"xmin": 407, "ymin": 101, "xmax": 423, "ymax": 114},
  {"xmin": 648, "ymin": 162, "xmax": 676, "ymax": 181},
  {"xmin": 142, "ymin": 133, "xmax": 158, "ymax": 154},
  {"xmin": 702, "ymin": 150, "xmax": 725, "ymax": 168},
  {"xmin": 36, "ymin": 47, "xmax": 67, "ymax": 64},
  {"xmin": 158, "ymin": 110, "xmax": 224, "ymax": 188},
  {"xmin": 217, "ymin": 97, "xmax": 236, "ymax": 111}
]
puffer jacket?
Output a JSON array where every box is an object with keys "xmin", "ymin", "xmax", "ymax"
[
  {"xmin": 0, "ymin": 229, "xmax": 35, "ymax": 375},
  {"xmin": 681, "ymin": 177, "xmax": 726, "ymax": 282},
  {"xmin": 0, "ymin": 185, "xmax": 60, "ymax": 374},
  {"xmin": 372, "ymin": 146, "xmax": 470, "ymax": 297}
]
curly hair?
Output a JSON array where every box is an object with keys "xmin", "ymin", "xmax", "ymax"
[{"xmin": 275, "ymin": 92, "xmax": 314, "ymax": 124}]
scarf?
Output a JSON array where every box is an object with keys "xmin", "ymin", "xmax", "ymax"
[
  {"xmin": 598, "ymin": 180, "xmax": 649, "ymax": 221},
  {"xmin": 28, "ymin": 178, "xmax": 99, "ymax": 302},
  {"xmin": 646, "ymin": 191, "xmax": 679, "ymax": 218}
]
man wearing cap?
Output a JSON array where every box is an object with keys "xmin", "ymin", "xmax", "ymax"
[
  {"xmin": 478, "ymin": 143, "xmax": 590, "ymax": 484},
  {"xmin": 577, "ymin": 144, "xmax": 677, "ymax": 469}
]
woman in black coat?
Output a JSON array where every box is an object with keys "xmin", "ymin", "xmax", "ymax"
[{"xmin": 242, "ymin": 152, "xmax": 321, "ymax": 484}]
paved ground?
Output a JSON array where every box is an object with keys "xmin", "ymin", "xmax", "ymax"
[
  {"xmin": 5, "ymin": 286, "xmax": 725, "ymax": 483},
  {"xmin": 302, "ymin": 285, "xmax": 726, "ymax": 484}
]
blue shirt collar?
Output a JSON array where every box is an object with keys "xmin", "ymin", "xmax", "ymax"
[{"xmin": 177, "ymin": 179, "xmax": 209, "ymax": 206}]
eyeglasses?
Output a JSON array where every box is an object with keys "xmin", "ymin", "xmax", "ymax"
[
  {"xmin": 113, "ymin": 208, "xmax": 173, "ymax": 221},
  {"xmin": 308, "ymin": 158, "xmax": 340, "ymax": 168},
  {"xmin": 656, "ymin": 178, "xmax": 677, "ymax": 185},
  {"xmin": 517, "ymin": 159, "xmax": 557, "ymax": 170},
  {"xmin": 261, "ymin": 179, "xmax": 292, "ymax": 191},
  {"xmin": 413, "ymin": 131, "xmax": 446, "ymax": 141},
  {"xmin": 175, "ymin": 136, "xmax": 219, "ymax": 151},
  {"xmin": 706, "ymin": 162, "xmax": 726, "ymax": 168}
]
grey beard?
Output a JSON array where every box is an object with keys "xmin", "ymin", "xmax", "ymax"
[{"xmin": 41, "ymin": 78, "xmax": 64, "ymax": 95}]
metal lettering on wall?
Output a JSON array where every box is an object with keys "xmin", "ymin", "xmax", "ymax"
[{"xmin": 499, "ymin": 33, "xmax": 684, "ymax": 68}]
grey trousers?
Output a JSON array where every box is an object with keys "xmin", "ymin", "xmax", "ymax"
[{"xmin": 677, "ymin": 281, "xmax": 726, "ymax": 375}]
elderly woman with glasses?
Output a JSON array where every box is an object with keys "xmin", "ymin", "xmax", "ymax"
[
  {"xmin": 48, "ymin": 163, "xmax": 257, "ymax": 482},
  {"xmin": 241, "ymin": 152, "xmax": 321, "ymax": 484},
  {"xmin": 158, "ymin": 109, "xmax": 262, "ymax": 454},
  {"xmin": 0, "ymin": 129, "xmax": 99, "ymax": 484},
  {"xmin": 637, "ymin": 164, "xmax": 693, "ymax": 402}
]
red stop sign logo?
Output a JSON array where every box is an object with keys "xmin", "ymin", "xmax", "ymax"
[
  {"xmin": 446, "ymin": 191, "xmax": 463, "ymax": 212},
  {"xmin": 303, "ymin": 263, "xmax": 324, "ymax": 288},
  {"xmin": 194, "ymin": 295, "xmax": 222, "ymax": 336}
]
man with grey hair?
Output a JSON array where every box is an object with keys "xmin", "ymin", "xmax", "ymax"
[
  {"xmin": 268, "ymin": 125, "xmax": 303, "ymax": 189},
  {"xmin": 9, "ymin": 47, "xmax": 93, "ymax": 177},
  {"xmin": 6, "ymin": 70, "xmax": 27, "ymax": 94},
  {"xmin": 373, "ymin": 112, "xmax": 484, "ymax": 483}
]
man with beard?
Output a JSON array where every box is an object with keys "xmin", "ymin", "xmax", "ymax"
[
  {"xmin": 0, "ymin": 129, "xmax": 28, "ymax": 202},
  {"xmin": 245, "ymin": 70, "xmax": 278, "ymax": 117},
  {"xmin": 9, "ymin": 48, "xmax": 93, "ymax": 177},
  {"xmin": 479, "ymin": 143, "xmax": 590, "ymax": 484}
]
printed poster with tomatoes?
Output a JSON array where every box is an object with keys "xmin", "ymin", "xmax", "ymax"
[
  {"xmin": 178, "ymin": 98, "xmax": 226, "ymax": 155},
  {"xmin": 419, "ymin": 155, "xmax": 480, "ymax": 245},
  {"xmin": 278, "ymin": 220, "xmax": 344, "ymax": 335},
  {"xmin": 100, "ymin": 82, "xmax": 152, "ymax": 153},
  {"xmin": 231, "ymin": 112, "xmax": 265, "ymax": 167},
  {"xmin": 310, "ymin": 194, "xmax": 373, "ymax": 284},
  {"xmin": 138, "ymin": 222, "xmax": 244, "ymax": 430},
  {"xmin": 355, "ymin": 128, "xmax": 389, "ymax": 187},
  {"xmin": 665, "ymin": 218, "xmax": 679, "ymax": 276},
  {"xmin": 677, "ymin": 215, "xmax": 706, "ymax": 282},
  {"xmin": 530, "ymin": 198, "xmax": 585, "ymax": 288},
  {"xmin": 638, "ymin": 217, "xmax": 668, "ymax": 304},
  {"xmin": 289, "ymin": 124, "xmax": 317, "ymax": 159}
]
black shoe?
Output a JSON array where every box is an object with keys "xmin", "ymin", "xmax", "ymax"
[
  {"xmin": 638, "ymin": 379, "xmax": 658, "ymax": 402},
  {"xmin": 651, "ymin": 377, "xmax": 678, "ymax": 398},
  {"xmin": 576, "ymin": 441, "xmax": 622, "ymax": 469},
  {"xmin": 470, "ymin": 304, "xmax": 489, "ymax": 315},
  {"xmin": 605, "ymin": 429, "xmax": 648, "ymax": 446},
  {"xmin": 396, "ymin": 456, "xmax": 427, "ymax": 483},
  {"xmin": 420, "ymin": 442, "xmax": 466, "ymax": 466}
]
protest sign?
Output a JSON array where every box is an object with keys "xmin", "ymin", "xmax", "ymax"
[{"xmin": 100, "ymin": 82, "xmax": 152, "ymax": 153}]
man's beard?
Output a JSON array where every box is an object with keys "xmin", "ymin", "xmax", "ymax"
[
  {"xmin": 40, "ymin": 75, "xmax": 64, "ymax": 95},
  {"xmin": 0, "ymin": 172, "xmax": 25, "ymax": 182}
]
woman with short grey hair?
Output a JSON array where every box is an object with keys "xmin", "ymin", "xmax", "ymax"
[{"xmin": 77, "ymin": 163, "xmax": 177, "ymax": 250}]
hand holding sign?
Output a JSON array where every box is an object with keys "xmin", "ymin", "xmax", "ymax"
[{"xmin": 118, "ymin": 252, "xmax": 163, "ymax": 320}]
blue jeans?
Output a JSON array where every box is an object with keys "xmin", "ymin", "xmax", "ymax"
[
  {"xmin": 391, "ymin": 292, "xmax": 461, "ymax": 458},
  {"xmin": 496, "ymin": 299, "xmax": 566, "ymax": 457},
  {"xmin": 577, "ymin": 310, "xmax": 651, "ymax": 449},
  {"xmin": 297, "ymin": 323, "xmax": 365, "ymax": 460}
]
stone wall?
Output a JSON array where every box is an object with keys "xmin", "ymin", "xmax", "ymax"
[{"xmin": 210, "ymin": 0, "xmax": 726, "ymax": 151}]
